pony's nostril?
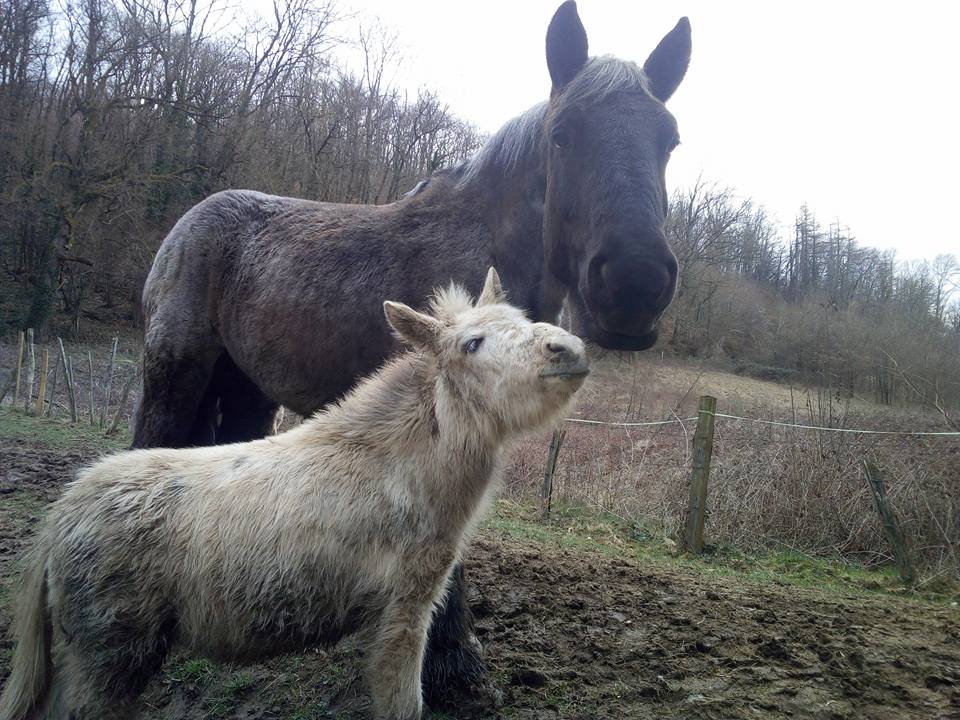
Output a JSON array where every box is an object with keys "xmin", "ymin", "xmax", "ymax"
[{"xmin": 547, "ymin": 341, "xmax": 569, "ymax": 356}]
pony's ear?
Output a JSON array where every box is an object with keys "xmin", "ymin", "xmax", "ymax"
[
  {"xmin": 384, "ymin": 301, "xmax": 442, "ymax": 351},
  {"xmin": 643, "ymin": 18, "xmax": 691, "ymax": 103},
  {"xmin": 546, "ymin": 1, "xmax": 588, "ymax": 91},
  {"xmin": 477, "ymin": 267, "xmax": 507, "ymax": 306}
]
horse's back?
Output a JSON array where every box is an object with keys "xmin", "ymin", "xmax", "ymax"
[{"xmin": 144, "ymin": 190, "xmax": 308, "ymax": 317}]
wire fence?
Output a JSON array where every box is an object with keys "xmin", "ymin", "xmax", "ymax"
[
  {"xmin": 563, "ymin": 412, "xmax": 960, "ymax": 437},
  {"xmin": 532, "ymin": 395, "xmax": 960, "ymax": 581}
]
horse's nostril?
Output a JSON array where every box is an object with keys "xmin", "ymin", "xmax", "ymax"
[
  {"xmin": 547, "ymin": 341, "xmax": 569, "ymax": 356},
  {"xmin": 635, "ymin": 261, "xmax": 671, "ymax": 302}
]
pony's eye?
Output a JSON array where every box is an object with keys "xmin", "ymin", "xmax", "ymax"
[
  {"xmin": 551, "ymin": 126, "xmax": 571, "ymax": 149},
  {"xmin": 463, "ymin": 337, "xmax": 484, "ymax": 354}
]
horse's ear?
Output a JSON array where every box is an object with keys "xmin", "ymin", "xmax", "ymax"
[
  {"xmin": 546, "ymin": 1, "xmax": 588, "ymax": 91},
  {"xmin": 643, "ymin": 17, "xmax": 691, "ymax": 103},
  {"xmin": 477, "ymin": 267, "xmax": 507, "ymax": 306},
  {"xmin": 384, "ymin": 301, "xmax": 442, "ymax": 351}
]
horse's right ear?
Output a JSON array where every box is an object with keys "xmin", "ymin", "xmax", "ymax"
[
  {"xmin": 384, "ymin": 301, "xmax": 442, "ymax": 351},
  {"xmin": 643, "ymin": 17, "xmax": 691, "ymax": 103},
  {"xmin": 546, "ymin": 1, "xmax": 588, "ymax": 91}
]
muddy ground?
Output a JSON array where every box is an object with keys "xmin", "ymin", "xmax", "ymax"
[{"xmin": 1, "ymin": 436, "xmax": 958, "ymax": 720}]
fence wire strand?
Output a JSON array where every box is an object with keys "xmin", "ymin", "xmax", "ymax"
[{"xmin": 563, "ymin": 412, "xmax": 960, "ymax": 437}]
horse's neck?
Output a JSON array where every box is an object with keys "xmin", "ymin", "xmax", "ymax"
[{"xmin": 415, "ymin": 150, "xmax": 562, "ymax": 324}]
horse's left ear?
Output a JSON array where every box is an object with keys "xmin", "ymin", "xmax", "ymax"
[
  {"xmin": 546, "ymin": 1, "xmax": 589, "ymax": 91},
  {"xmin": 643, "ymin": 17, "xmax": 691, "ymax": 103},
  {"xmin": 478, "ymin": 267, "xmax": 507, "ymax": 306}
]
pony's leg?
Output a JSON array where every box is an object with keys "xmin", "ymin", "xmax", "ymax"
[
  {"xmin": 132, "ymin": 339, "xmax": 222, "ymax": 449},
  {"xmin": 421, "ymin": 564, "xmax": 486, "ymax": 702},
  {"xmin": 367, "ymin": 597, "xmax": 436, "ymax": 720},
  {"xmin": 208, "ymin": 354, "xmax": 280, "ymax": 444},
  {"xmin": 42, "ymin": 644, "xmax": 140, "ymax": 720}
]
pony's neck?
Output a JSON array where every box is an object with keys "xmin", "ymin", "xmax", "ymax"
[{"xmin": 309, "ymin": 353, "xmax": 501, "ymax": 520}]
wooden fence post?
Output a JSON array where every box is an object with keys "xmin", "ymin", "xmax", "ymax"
[
  {"xmin": 106, "ymin": 366, "xmax": 139, "ymax": 436},
  {"xmin": 862, "ymin": 460, "xmax": 914, "ymax": 585},
  {"xmin": 46, "ymin": 352, "xmax": 61, "ymax": 417},
  {"xmin": 58, "ymin": 339, "xmax": 77, "ymax": 423},
  {"xmin": 100, "ymin": 337, "xmax": 118, "ymax": 427},
  {"xmin": 684, "ymin": 395, "xmax": 717, "ymax": 554},
  {"xmin": 12, "ymin": 330, "xmax": 25, "ymax": 408},
  {"xmin": 23, "ymin": 329, "xmax": 35, "ymax": 414},
  {"xmin": 87, "ymin": 351, "xmax": 95, "ymax": 426},
  {"xmin": 540, "ymin": 426, "xmax": 566, "ymax": 519},
  {"xmin": 35, "ymin": 349, "xmax": 49, "ymax": 416}
]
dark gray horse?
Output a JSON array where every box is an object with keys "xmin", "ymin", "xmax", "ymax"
[{"xmin": 134, "ymin": 0, "xmax": 690, "ymax": 703}]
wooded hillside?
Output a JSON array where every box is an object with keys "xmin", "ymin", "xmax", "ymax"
[{"xmin": 0, "ymin": 0, "xmax": 483, "ymax": 338}]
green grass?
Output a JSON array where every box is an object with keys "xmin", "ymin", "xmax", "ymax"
[
  {"xmin": 203, "ymin": 670, "xmax": 257, "ymax": 718},
  {"xmin": 484, "ymin": 500, "xmax": 960, "ymax": 604},
  {"xmin": 0, "ymin": 407, "xmax": 129, "ymax": 452},
  {"xmin": 289, "ymin": 704, "xmax": 335, "ymax": 720},
  {"xmin": 167, "ymin": 657, "xmax": 218, "ymax": 686}
]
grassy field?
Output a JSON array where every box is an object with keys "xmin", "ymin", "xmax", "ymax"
[{"xmin": 1, "ymin": 349, "xmax": 958, "ymax": 718}]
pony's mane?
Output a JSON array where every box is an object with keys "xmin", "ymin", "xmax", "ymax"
[
  {"xmin": 456, "ymin": 56, "xmax": 652, "ymax": 187},
  {"xmin": 429, "ymin": 283, "xmax": 475, "ymax": 323}
]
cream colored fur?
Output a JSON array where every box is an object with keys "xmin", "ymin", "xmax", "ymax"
[{"xmin": 0, "ymin": 268, "xmax": 588, "ymax": 720}]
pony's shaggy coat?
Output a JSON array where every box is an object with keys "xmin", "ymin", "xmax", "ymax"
[{"xmin": 0, "ymin": 269, "xmax": 588, "ymax": 720}]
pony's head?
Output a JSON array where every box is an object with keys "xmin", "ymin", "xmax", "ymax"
[
  {"xmin": 384, "ymin": 268, "xmax": 588, "ymax": 435},
  {"xmin": 542, "ymin": 1, "xmax": 690, "ymax": 350}
]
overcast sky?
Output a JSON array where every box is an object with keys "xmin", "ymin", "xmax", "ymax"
[{"xmin": 329, "ymin": 0, "xmax": 959, "ymax": 262}]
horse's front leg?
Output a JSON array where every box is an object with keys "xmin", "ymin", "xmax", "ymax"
[
  {"xmin": 366, "ymin": 595, "xmax": 436, "ymax": 720},
  {"xmin": 421, "ymin": 563, "xmax": 487, "ymax": 702}
]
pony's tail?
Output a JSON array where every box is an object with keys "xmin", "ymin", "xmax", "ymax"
[{"xmin": 0, "ymin": 541, "xmax": 52, "ymax": 720}]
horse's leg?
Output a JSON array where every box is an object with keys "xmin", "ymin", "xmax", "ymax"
[
  {"xmin": 421, "ymin": 564, "xmax": 487, "ymax": 703},
  {"xmin": 132, "ymin": 338, "xmax": 221, "ymax": 449},
  {"xmin": 208, "ymin": 354, "xmax": 280, "ymax": 444}
]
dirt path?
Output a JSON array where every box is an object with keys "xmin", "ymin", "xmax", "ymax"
[{"xmin": 1, "ymin": 439, "xmax": 957, "ymax": 719}]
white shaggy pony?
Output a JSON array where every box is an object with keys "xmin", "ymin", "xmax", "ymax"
[{"xmin": 0, "ymin": 268, "xmax": 589, "ymax": 720}]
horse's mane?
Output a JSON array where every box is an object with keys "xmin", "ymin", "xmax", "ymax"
[{"xmin": 454, "ymin": 56, "xmax": 652, "ymax": 187}]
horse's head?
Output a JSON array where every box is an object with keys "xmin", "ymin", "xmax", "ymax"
[
  {"xmin": 542, "ymin": 1, "xmax": 690, "ymax": 350},
  {"xmin": 384, "ymin": 268, "xmax": 588, "ymax": 435}
]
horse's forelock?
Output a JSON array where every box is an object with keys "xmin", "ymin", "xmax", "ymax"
[
  {"xmin": 554, "ymin": 55, "xmax": 652, "ymax": 113},
  {"xmin": 456, "ymin": 56, "xmax": 652, "ymax": 188}
]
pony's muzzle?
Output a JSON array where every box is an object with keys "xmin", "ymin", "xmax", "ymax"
[{"xmin": 541, "ymin": 334, "xmax": 589, "ymax": 379}]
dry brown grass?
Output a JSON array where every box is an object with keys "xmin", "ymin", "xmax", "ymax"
[{"xmin": 504, "ymin": 352, "xmax": 960, "ymax": 578}]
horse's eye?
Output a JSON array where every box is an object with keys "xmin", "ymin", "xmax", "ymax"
[
  {"xmin": 551, "ymin": 126, "xmax": 571, "ymax": 149},
  {"xmin": 463, "ymin": 337, "xmax": 484, "ymax": 354}
]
